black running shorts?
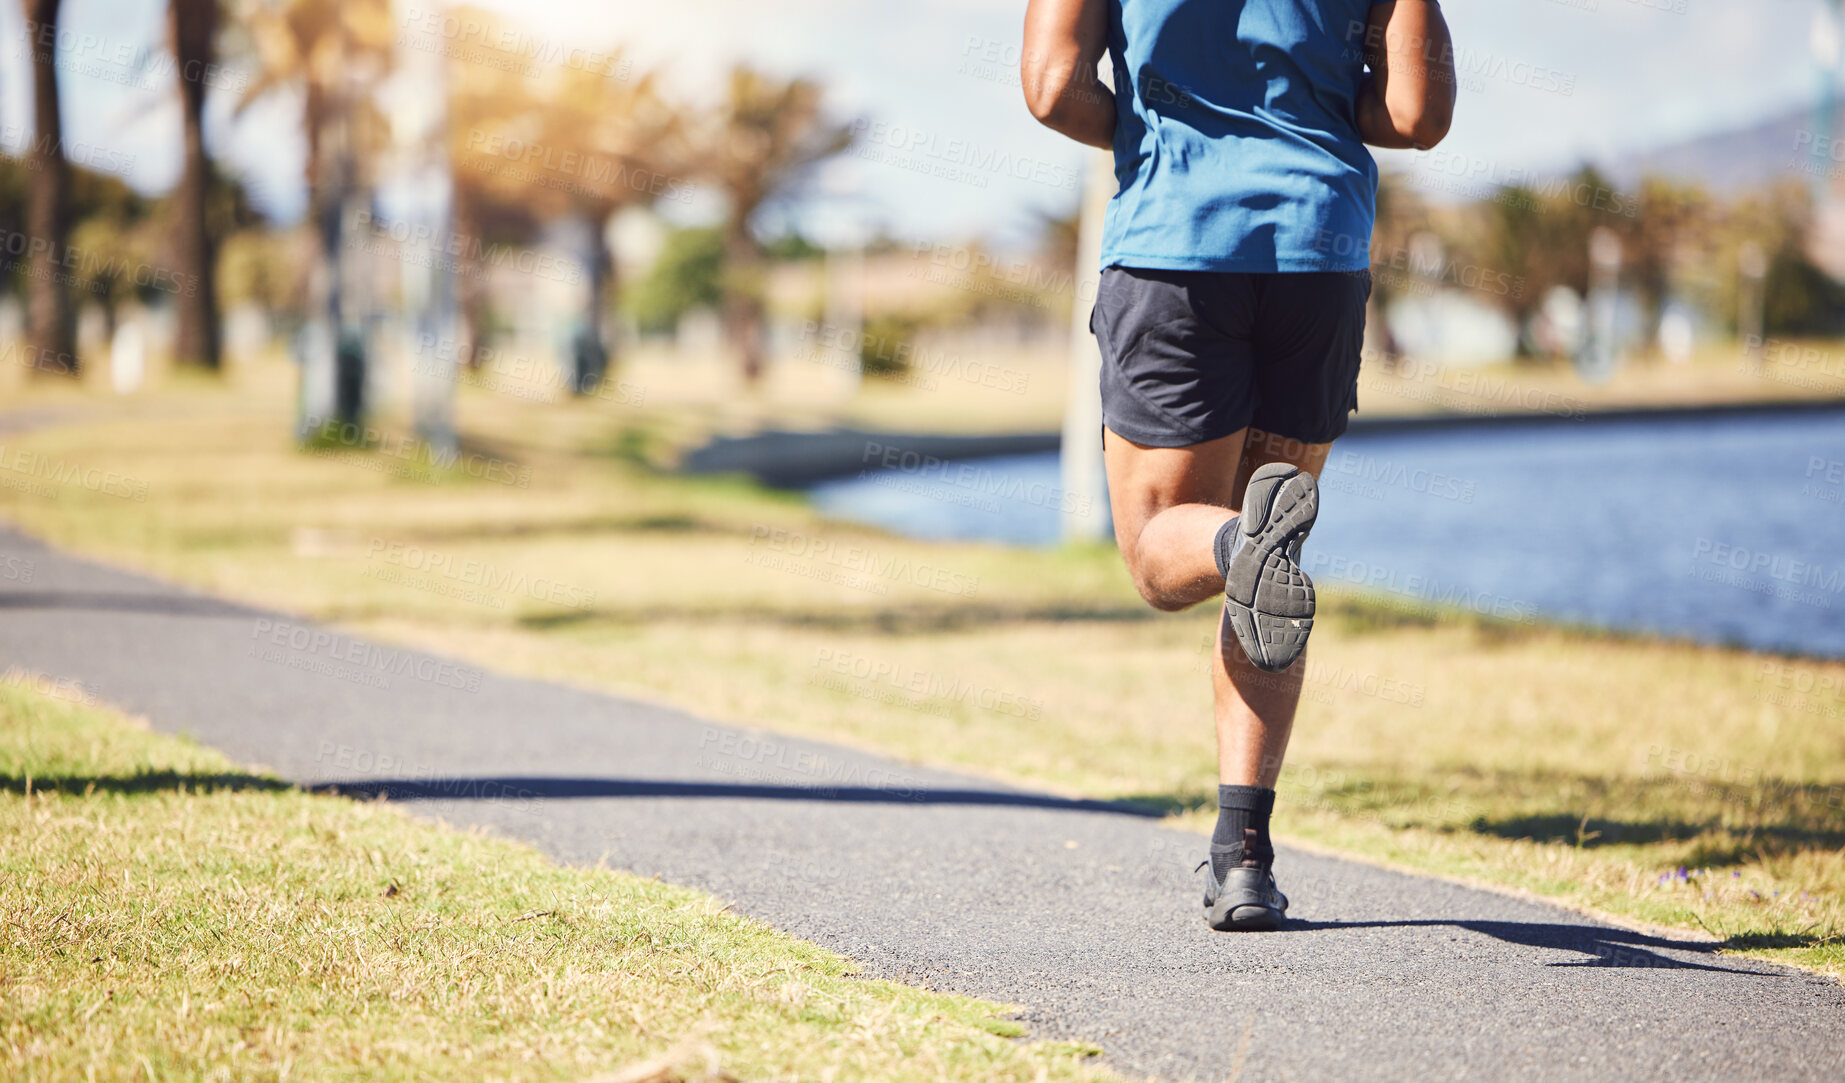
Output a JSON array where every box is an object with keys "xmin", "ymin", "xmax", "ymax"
[{"xmin": 1091, "ymin": 265, "xmax": 1371, "ymax": 448}]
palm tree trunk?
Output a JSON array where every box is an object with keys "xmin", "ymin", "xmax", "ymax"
[
  {"xmin": 169, "ymin": 0, "xmax": 220, "ymax": 370},
  {"xmin": 23, "ymin": 0, "xmax": 75, "ymax": 376},
  {"xmin": 450, "ymin": 191, "xmax": 487, "ymax": 370},
  {"xmin": 576, "ymin": 226, "xmax": 611, "ymax": 393},
  {"xmin": 723, "ymin": 223, "xmax": 765, "ymax": 385}
]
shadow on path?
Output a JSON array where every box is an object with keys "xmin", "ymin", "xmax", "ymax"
[
  {"xmin": 10, "ymin": 770, "xmax": 1813, "ymax": 971},
  {"xmin": 309, "ymin": 775, "xmax": 1167, "ymax": 816},
  {"xmin": 0, "ymin": 590, "xmax": 267, "ymax": 619},
  {"xmin": 2, "ymin": 770, "xmax": 290, "ymax": 795},
  {"xmin": 1288, "ymin": 919, "xmax": 1774, "ymax": 973}
]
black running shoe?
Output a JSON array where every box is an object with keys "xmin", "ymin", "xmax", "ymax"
[
  {"xmin": 1222, "ymin": 462, "xmax": 1319, "ymax": 673},
  {"xmin": 1202, "ymin": 838, "xmax": 1290, "ymax": 932}
]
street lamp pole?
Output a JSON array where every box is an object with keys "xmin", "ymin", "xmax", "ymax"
[{"xmin": 1813, "ymin": 0, "xmax": 1843, "ymax": 203}]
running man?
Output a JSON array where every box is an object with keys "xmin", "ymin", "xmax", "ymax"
[{"xmin": 1020, "ymin": 1, "xmax": 1455, "ymax": 929}]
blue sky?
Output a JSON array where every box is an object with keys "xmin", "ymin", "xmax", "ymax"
[{"xmin": 0, "ymin": 0, "xmax": 1830, "ymax": 248}]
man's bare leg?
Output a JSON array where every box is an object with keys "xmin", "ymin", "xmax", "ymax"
[
  {"xmin": 1105, "ymin": 424, "xmax": 1332, "ymax": 930},
  {"xmin": 1102, "ymin": 425, "xmax": 1331, "ymax": 787},
  {"xmin": 1102, "ymin": 425, "xmax": 1245, "ymax": 613},
  {"xmin": 1212, "ymin": 429, "xmax": 1332, "ymax": 787}
]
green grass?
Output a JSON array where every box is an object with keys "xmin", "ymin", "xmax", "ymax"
[
  {"xmin": 0, "ymin": 678, "xmax": 1114, "ymax": 1081},
  {"xmin": 1, "ymin": 365, "xmax": 1841, "ymax": 982}
]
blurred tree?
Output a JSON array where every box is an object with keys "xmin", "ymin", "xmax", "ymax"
[
  {"xmin": 525, "ymin": 57, "xmax": 683, "ymax": 393},
  {"xmin": 218, "ymin": 225, "xmax": 310, "ymax": 314},
  {"xmin": 442, "ymin": 5, "xmax": 545, "ymax": 372},
  {"xmin": 237, "ymin": 0, "xmax": 395, "ymax": 227},
  {"xmin": 1, "ymin": 158, "xmax": 157, "ymax": 255},
  {"xmin": 237, "ymin": 0, "xmax": 395, "ymax": 426},
  {"xmin": 1031, "ymin": 199, "xmax": 1081, "ymax": 275},
  {"xmin": 859, "ymin": 311, "xmax": 922, "ymax": 378},
  {"xmin": 63, "ymin": 169, "xmax": 155, "ymax": 327},
  {"xmin": 1625, "ymin": 177, "xmax": 1713, "ymax": 338},
  {"xmin": 168, "ymin": 0, "xmax": 221, "ymax": 369},
  {"xmin": 698, "ymin": 67, "xmax": 854, "ymax": 384},
  {"xmin": 1727, "ymin": 181, "xmax": 1845, "ymax": 337},
  {"xmin": 0, "ymin": 157, "xmax": 28, "ymax": 251},
  {"xmin": 620, "ymin": 225, "xmax": 723, "ymax": 335},
  {"xmin": 1480, "ymin": 186, "xmax": 1574, "ymax": 352},
  {"xmin": 21, "ymin": 0, "xmax": 75, "ymax": 376},
  {"xmin": 1366, "ymin": 172, "xmax": 1431, "ymax": 362},
  {"xmin": 763, "ymin": 231, "xmax": 826, "ymax": 262}
]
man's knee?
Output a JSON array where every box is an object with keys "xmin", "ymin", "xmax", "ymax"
[{"xmin": 1129, "ymin": 566, "xmax": 1196, "ymax": 612}]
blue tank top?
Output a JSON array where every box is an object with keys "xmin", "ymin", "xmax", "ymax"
[{"xmin": 1101, "ymin": 0, "xmax": 1386, "ymax": 274}]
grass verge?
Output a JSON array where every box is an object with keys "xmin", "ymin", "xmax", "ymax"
[
  {"xmin": 0, "ymin": 677, "xmax": 1113, "ymax": 1081},
  {"xmin": 0, "ymin": 368, "xmax": 1840, "ymax": 980}
]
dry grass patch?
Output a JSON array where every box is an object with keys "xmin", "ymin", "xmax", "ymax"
[{"xmin": 0, "ymin": 680, "xmax": 1114, "ymax": 1082}]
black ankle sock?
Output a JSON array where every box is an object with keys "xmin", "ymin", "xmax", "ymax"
[
  {"xmin": 1212, "ymin": 516, "xmax": 1243, "ymax": 578},
  {"xmin": 1211, "ymin": 784, "xmax": 1276, "ymax": 878}
]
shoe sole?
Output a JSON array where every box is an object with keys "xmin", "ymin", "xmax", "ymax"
[
  {"xmin": 1209, "ymin": 903, "xmax": 1285, "ymax": 932},
  {"xmin": 1205, "ymin": 872, "xmax": 1290, "ymax": 932},
  {"xmin": 1223, "ymin": 463, "xmax": 1319, "ymax": 674}
]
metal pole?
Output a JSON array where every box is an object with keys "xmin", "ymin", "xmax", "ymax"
[
  {"xmin": 1060, "ymin": 148, "xmax": 1115, "ymax": 543},
  {"xmin": 1738, "ymin": 241, "xmax": 1769, "ymax": 369},
  {"xmin": 1576, "ymin": 227, "xmax": 1623, "ymax": 385},
  {"xmin": 403, "ymin": 9, "xmax": 456, "ymax": 457},
  {"xmin": 1812, "ymin": 0, "xmax": 1843, "ymax": 203}
]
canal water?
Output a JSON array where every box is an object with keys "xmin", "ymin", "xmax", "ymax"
[{"xmin": 809, "ymin": 409, "xmax": 1845, "ymax": 656}]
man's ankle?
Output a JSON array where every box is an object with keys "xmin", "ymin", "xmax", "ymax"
[
  {"xmin": 1211, "ymin": 515, "xmax": 1244, "ymax": 579},
  {"xmin": 1210, "ymin": 784, "xmax": 1276, "ymax": 876}
]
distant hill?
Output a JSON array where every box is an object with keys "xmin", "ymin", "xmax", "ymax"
[{"xmin": 1593, "ymin": 98, "xmax": 1836, "ymax": 195}]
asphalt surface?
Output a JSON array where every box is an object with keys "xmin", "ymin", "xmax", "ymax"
[{"xmin": 2, "ymin": 524, "xmax": 1841, "ymax": 1081}]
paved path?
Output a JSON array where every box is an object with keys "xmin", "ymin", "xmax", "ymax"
[{"xmin": 2, "ymin": 525, "xmax": 1840, "ymax": 1082}]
